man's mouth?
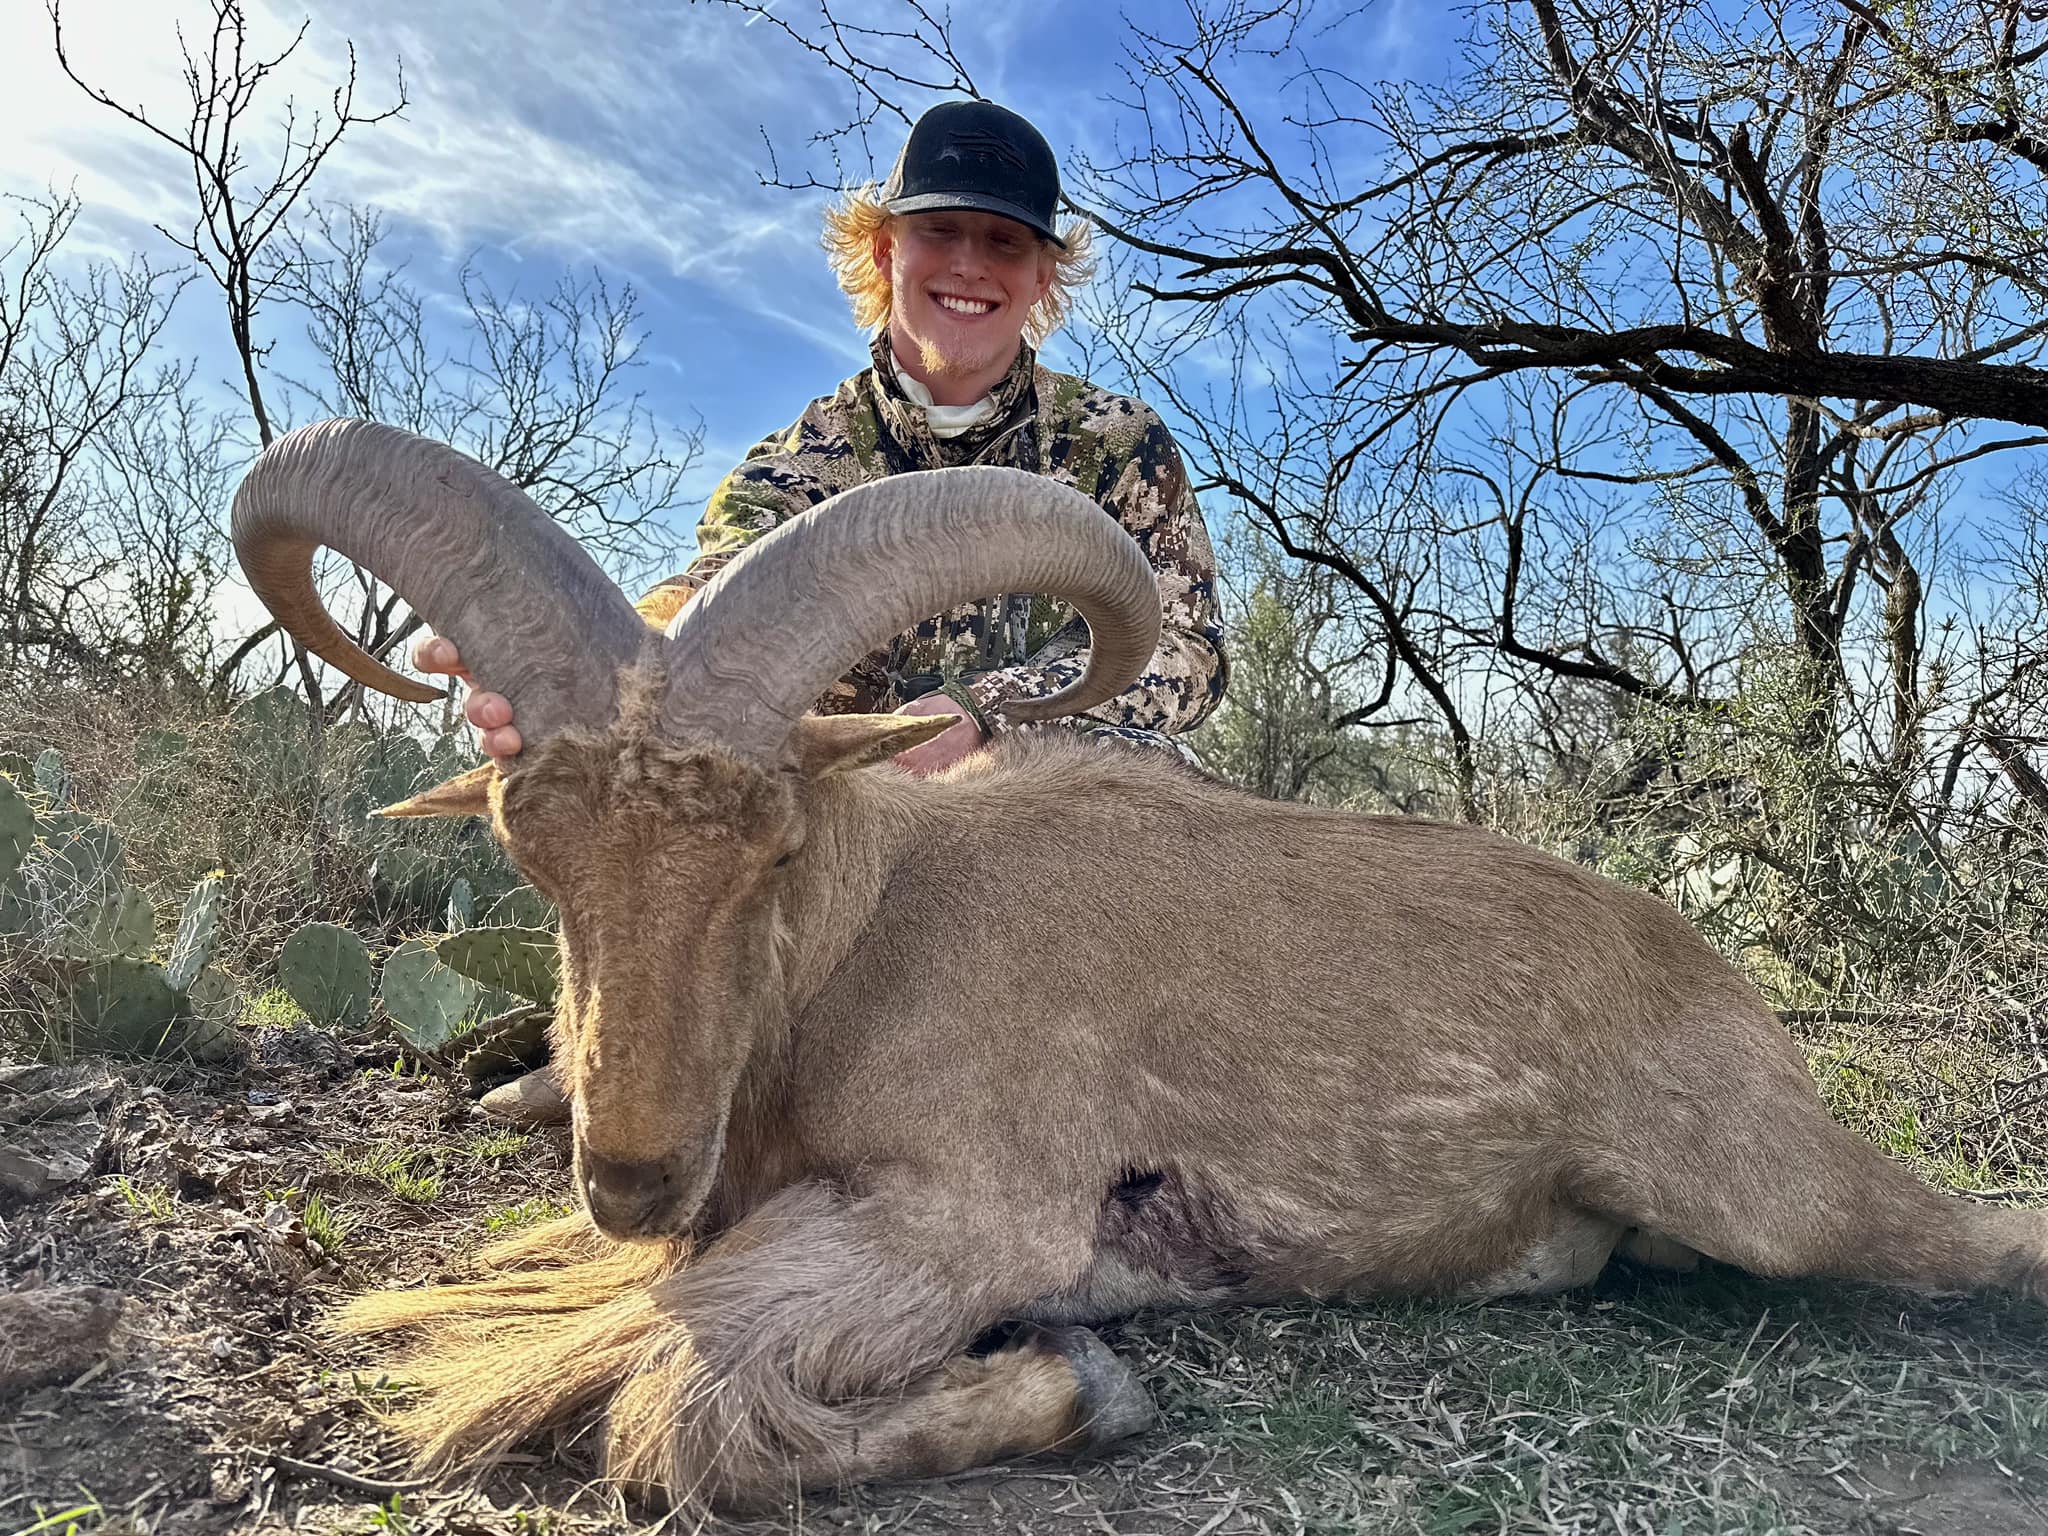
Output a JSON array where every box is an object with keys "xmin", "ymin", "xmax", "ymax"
[{"xmin": 933, "ymin": 293, "xmax": 998, "ymax": 317}]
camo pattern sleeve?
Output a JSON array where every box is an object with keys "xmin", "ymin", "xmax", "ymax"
[
  {"xmin": 960, "ymin": 402, "xmax": 1227, "ymax": 736},
  {"xmin": 635, "ymin": 382, "xmax": 907, "ymax": 714},
  {"xmin": 640, "ymin": 415, "xmax": 838, "ymax": 605}
]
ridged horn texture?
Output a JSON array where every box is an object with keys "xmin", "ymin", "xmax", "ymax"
[
  {"xmin": 660, "ymin": 465, "xmax": 1162, "ymax": 760},
  {"xmin": 231, "ymin": 418, "xmax": 649, "ymax": 746}
]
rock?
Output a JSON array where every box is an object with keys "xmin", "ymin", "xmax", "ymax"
[
  {"xmin": 0, "ymin": 1064, "xmax": 59, "ymax": 1093},
  {"xmin": 0, "ymin": 1285, "xmax": 123, "ymax": 1393},
  {"xmin": 0, "ymin": 1138, "xmax": 98, "ymax": 1198},
  {"xmin": 0, "ymin": 1084, "xmax": 112, "ymax": 1124},
  {"xmin": 0, "ymin": 1065, "xmax": 113, "ymax": 1199},
  {"xmin": 477, "ymin": 1065, "xmax": 569, "ymax": 1126}
]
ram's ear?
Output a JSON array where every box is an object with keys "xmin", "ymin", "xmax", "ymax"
[
  {"xmin": 376, "ymin": 762, "xmax": 498, "ymax": 819},
  {"xmin": 789, "ymin": 712, "xmax": 958, "ymax": 778}
]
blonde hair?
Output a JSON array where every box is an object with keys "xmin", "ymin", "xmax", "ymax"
[{"xmin": 822, "ymin": 185, "xmax": 1095, "ymax": 349}]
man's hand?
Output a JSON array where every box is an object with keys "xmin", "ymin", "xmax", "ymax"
[
  {"xmin": 412, "ymin": 635, "xmax": 523, "ymax": 762},
  {"xmin": 892, "ymin": 692, "xmax": 987, "ymax": 776}
]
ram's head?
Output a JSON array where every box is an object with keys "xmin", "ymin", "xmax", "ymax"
[{"xmin": 232, "ymin": 418, "xmax": 1158, "ymax": 1239}]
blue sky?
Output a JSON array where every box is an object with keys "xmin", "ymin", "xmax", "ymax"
[{"xmin": 1, "ymin": 0, "xmax": 1438, "ymax": 581}]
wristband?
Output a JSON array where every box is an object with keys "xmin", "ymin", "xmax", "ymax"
[{"xmin": 936, "ymin": 683, "xmax": 994, "ymax": 738}]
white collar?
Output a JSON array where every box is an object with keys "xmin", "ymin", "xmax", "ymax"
[{"xmin": 890, "ymin": 356, "xmax": 998, "ymax": 439}]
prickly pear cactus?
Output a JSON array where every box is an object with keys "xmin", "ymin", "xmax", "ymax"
[
  {"xmin": 457, "ymin": 1004, "xmax": 552, "ymax": 1083},
  {"xmin": 135, "ymin": 728, "xmax": 191, "ymax": 771},
  {"xmin": 369, "ymin": 846, "xmax": 437, "ymax": 912},
  {"xmin": 39, "ymin": 813, "xmax": 122, "ymax": 895},
  {"xmin": 227, "ymin": 687, "xmax": 315, "ymax": 801},
  {"xmin": 0, "ymin": 871, "xmax": 31, "ymax": 941},
  {"xmin": 277, "ymin": 921, "xmax": 373, "ymax": 1028},
  {"xmin": 33, "ymin": 746, "xmax": 72, "ymax": 808},
  {"xmin": 379, "ymin": 937, "xmax": 484, "ymax": 1051},
  {"xmin": 64, "ymin": 886, "xmax": 156, "ymax": 959},
  {"xmin": 425, "ymin": 730, "xmax": 474, "ymax": 786},
  {"xmin": 0, "ymin": 775, "xmax": 30, "ymax": 888},
  {"xmin": 177, "ymin": 1012, "xmax": 242, "ymax": 1064},
  {"xmin": 73, "ymin": 957, "xmax": 186, "ymax": 1055},
  {"xmin": 132, "ymin": 728, "xmax": 195, "ymax": 809},
  {"xmin": 188, "ymin": 962, "xmax": 238, "ymax": 1020},
  {"xmin": 445, "ymin": 877, "xmax": 475, "ymax": 931},
  {"xmin": 368, "ymin": 735, "xmax": 430, "ymax": 814},
  {"xmin": 166, "ymin": 873, "xmax": 229, "ymax": 991},
  {"xmin": 333, "ymin": 728, "xmax": 428, "ymax": 826},
  {"xmin": 484, "ymin": 885, "xmax": 555, "ymax": 929},
  {"xmin": 436, "ymin": 926, "xmax": 558, "ymax": 1005}
]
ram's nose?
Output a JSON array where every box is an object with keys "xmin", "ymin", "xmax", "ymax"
[{"xmin": 579, "ymin": 1148, "xmax": 680, "ymax": 1239}]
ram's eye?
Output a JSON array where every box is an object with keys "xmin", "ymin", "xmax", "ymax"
[{"xmin": 774, "ymin": 852, "xmax": 795, "ymax": 869}]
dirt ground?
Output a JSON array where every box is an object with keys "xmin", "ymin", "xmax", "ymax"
[{"xmin": 3, "ymin": 1035, "xmax": 2045, "ymax": 1536}]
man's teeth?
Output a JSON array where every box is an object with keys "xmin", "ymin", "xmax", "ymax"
[{"xmin": 935, "ymin": 295, "xmax": 996, "ymax": 315}]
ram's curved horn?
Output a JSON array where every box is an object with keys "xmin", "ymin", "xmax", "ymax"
[
  {"xmin": 660, "ymin": 466, "xmax": 1161, "ymax": 759},
  {"xmin": 231, "ymin": 419, "xmax": 650, "ymax": 746}
]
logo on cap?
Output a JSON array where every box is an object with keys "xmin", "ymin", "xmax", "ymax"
[{"xmin": 937, "ymin": 130, "xmax": 1030, "ymax": 172}]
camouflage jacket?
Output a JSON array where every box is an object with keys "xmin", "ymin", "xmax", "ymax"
[{"xmin": 641, "ymin": 331, "xmax": 1227, "ymax": 736}]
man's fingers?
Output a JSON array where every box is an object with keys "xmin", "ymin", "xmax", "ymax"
[
  {"xmin": 414, "ymin": 635, "xmax": 462, "ymax": 673},
  {"xmin": 412, "ymin": 636, "xmax": 516, "ymax": 758},
  {"xmin": 481, "ymin": 725, "xmax": 523, "ymax": 760}
]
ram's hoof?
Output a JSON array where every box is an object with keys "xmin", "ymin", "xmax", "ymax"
[
  {"xmin": 478, "ymin": 1065, "xmax": 569, "ymax": 1126},
  {"xmin": 1016, "ymin": 1323, "xmax": 1157, "ymax": 1452}
]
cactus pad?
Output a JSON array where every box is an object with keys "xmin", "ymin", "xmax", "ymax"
[
  {"xmin": 227, "ymin": 687, "xmax": 315, "ymax": 797},
  {"xmin": 369, "ymin": 847, "xmax": 436, "ymax": 911},
  {"xmin": 66, "ymin": 886, "xmax": 156, "ymax": 959},
  {"xmin": 436, "ymin": 926, "xmax": 559, "ymax": 1005},
  {"xmin": 73, "ymin": 958, "xmax": 186, "ymax": 1056},
  {"xmin": 457, "ymin": 1004, "xmax": 553, "ymax": 1082},
  {"xmin": 379, "ymin": 936, "xmax": 482, "ymax": 1051},
  {"xmin": 484, "ymin": 885, "xmax": 556, "ymax": 929},
  {"xmin": 0, "ymin": 776, "xmax": 30, "ymax": 888},
  {"xmin": 33, "ymin": 746, "xmax": 72, "ymax": 808},
  {"xmin": 135, "ymin": 728, "xmax": 191, "ymax": 770},
  {"xmin": 277, "ymin": 921, "xmax": 373, "ymax": 1028},
  {"xmin": 39, "ymin": 814, "xmax": 124, "ymax": 903},
  {"xmin": 166, "ymin": 873, "xmax": 229, "ymax": 991},
  {"xmin": 445, "ymin": 877, "xmax": 475, "ymax": 931}
]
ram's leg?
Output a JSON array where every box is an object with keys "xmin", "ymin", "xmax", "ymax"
[
  {"xmin": 766, "ymin": 1323, "xmax": 1153, "ymax": 1497},
  {"xmin": 1579, "ymin": 1027, "xmax": 2048, "ymax": 1302},
  {"xmin": 603, "ymin": 1182, "xmax": 1155, "ymax": 1511}
]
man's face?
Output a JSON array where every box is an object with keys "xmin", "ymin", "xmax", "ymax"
[{"xmin": 875, "ymin": 211, "xmax": 1058, "ymax": 385}]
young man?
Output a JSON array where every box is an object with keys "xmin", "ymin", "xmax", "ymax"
[{"xmin": 418, "ymin": 99, "xmax": 1227, "ymax": 777}]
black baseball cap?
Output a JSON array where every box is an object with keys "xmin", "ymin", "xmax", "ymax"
[{"xmin": 881, "ymin": 100, "xmax": 1067, "ymax": 250}]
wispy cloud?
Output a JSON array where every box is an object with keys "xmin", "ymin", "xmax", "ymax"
[{"xmin": 2, "ymin": 0, "xmax": 872, "ymax": 359}]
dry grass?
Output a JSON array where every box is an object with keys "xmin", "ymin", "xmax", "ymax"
[{"xmin": 1104, "ymin": 1270, "xmax": 2048, "ymax": 1535}]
